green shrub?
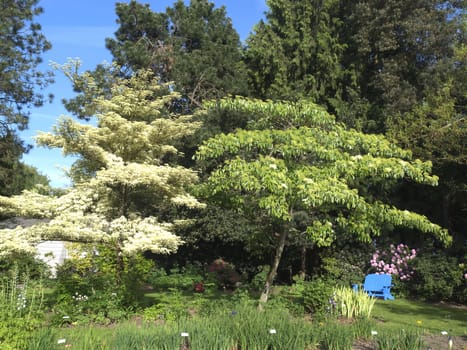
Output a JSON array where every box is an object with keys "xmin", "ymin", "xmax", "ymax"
[
  {"xmin": 149, "ymin": 264, "xmax": 206, "ymax": 291},
  {"xmin": 0, "ymin": 254, "xmax": 50, "ymax": 282},
  {"xmin": 302, "ymin": 277, "xmax": 334, "ymax": 316},
  {"xmin": 0, "ymin": 267, "xmax": 46, "ymax": 349},
  {"xmin": 279, "ymin": 276, "xmax": 335, "ymax": 317},
  {"xmin": 51, "ymin": 243, "xmax": 154, "ymax": 325},
  {"xmin": 143, "ymin": 288, "xmax": 194, "ymax": 322},
  {"xmin": 248, "ymin": 265, "xmax": 269, "ymax": 293},
  {"xmin": 406, "ymin": 253, "xmax": 463, "ymax": 302},
  {"xmin": 320, "ymin": 255, "xmax": 366, "ymax": 287}
]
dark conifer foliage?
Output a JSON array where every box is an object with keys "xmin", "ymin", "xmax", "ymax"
[
  {"xmin": 0, "ymin": 0, "xmax": 53, "ymax": 194},
  {"xmin": 106, "ymin": 0, "xmax": 248, "ymax": 108}
]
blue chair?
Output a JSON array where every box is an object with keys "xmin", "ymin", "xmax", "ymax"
[{"xmin": 353, "ymin": 273, "xmax": 395, "ymax": 300}]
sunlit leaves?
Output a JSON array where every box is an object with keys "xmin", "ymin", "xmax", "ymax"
[
  {"xmin": 0, "ymin": 69, "xmax": 203, "ymax": 257},
  {"xmin": 197, "ymin": 98, "xmax": 450, "ymax": 246}
]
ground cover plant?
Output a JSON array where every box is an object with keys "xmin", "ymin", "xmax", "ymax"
[
  {"xmin": 0, "ymin": 267, "xmax": 46, "ymax": 349},
  {"xmin": 25, "ymin": 298, "xmax": 467, "ymax": 350},
  {"xmin": 10, "ymin": 268, "xmax": 463, "ymax": 350}
]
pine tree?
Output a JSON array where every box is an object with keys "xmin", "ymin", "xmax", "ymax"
[
  {"xmin": 0, "ymin": 0, "xmax": 53, "ymax": 194},
  {"xmin": 106, "ymin": 0, "xmax": 248, "ymax": 108}
]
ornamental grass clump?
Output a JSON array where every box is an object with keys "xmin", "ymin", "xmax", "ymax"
[
  {"xmin": 332, "ymin": 286, "xmax": 376, "ymax": 319},
  {"xmin": 376, "ymin": 328, "xmax": 425, "ymax": 350},
  {"xmin": 319, "ymin": 322, "xmax": 354, "ymax": 350},
  {"xmin": 113, "ymin": 302, "xmax": 318, "ymax": 349}
]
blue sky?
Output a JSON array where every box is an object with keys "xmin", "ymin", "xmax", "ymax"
[{"xmin": 21, "ymin": 0, "xmax": 267, "ymax": 187}]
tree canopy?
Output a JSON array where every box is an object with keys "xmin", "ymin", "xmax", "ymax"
[
  {"xmin": 106, "ymin": 0, "xmax": 248, "ymax": 108},
  {"xmin": 0, "ymin": 0, "xmax": 53, "ymax": 128},
  {"xmin": 244, "ymin": 0, "xmax": 465, "ymax": 132},
  {"xmin": 196, "ymin": 97, "xmax": 450, "ymax": 302},
  {"xmin": 0, "ymin": 0, "xmax": 53, "ymax": 195},
  {"xmin": 0, "ymin": 69, "xmax": 204, "ymax": 260}
]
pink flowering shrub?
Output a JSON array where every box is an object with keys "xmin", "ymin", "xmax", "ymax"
[{"xmin": 370, "ymin": 243, "xmax": 416, "ymax": 280}]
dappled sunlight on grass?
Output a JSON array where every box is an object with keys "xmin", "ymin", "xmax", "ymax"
[{"xmin": 372, "ymin": 298, "xmax": 467, "ymax": 336}]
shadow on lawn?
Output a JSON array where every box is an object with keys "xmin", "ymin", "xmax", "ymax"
[{"xmin": 373, "ymin": 298, "xmax": 467, "ymax": 335}]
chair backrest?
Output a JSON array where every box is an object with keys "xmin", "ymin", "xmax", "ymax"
[{"xmin": 364, "ymin": 273, "xmax": 392, "ymax": 290}]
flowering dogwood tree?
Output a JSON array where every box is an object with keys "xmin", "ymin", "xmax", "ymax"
[
  {"xmin": 196, "ymin": 97, "xmax": 451, "ymax": 304},
  {"xmin": 0, "ymin": 69, "xmax": 204, "ymax": 265}
]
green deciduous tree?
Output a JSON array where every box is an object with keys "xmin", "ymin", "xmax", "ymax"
[
  {"xmin": 0, "ymin": 70, "xmax": 204, "ymax": 272},
  {"xmin": 196, "ymin": 98, "xmax": 450, "ymax": 303}
]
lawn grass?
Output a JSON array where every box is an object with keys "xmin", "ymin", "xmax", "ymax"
[{"xmin": 371, "ymin": 298, "xmax": 467, "ymax": 336}]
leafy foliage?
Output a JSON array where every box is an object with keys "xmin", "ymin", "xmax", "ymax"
[
  {"xmin": 0, "ymin": 69, "xmax": 204, "ymax": 260},
  {"xmin": 0, "ymin": 125, "xmax": 49, "ymax": 196},
  {"xmin": 331, "ymin": 286, "xmax": 376, "ymax": 319},
  {"xmin": 196, "ymin": 98, "xmax": 450, "ymax": 302},
  {"xmin": 50, "ymin": 243, "xmax": 153, "ymax": 325},
  {"xmin": 244, "ymin": 0, "xmax": 345, "ymax": 106},
  {"xmin": 406, "ymin": 251, "xmax": 464, "ymax": 302},
  {"xmin": 197, "ymin": 98, "xmax": 449, "ymax": 243},
  {"xmin": 0, "ymin": 267, "xmax": 46, "ymax": 349}
]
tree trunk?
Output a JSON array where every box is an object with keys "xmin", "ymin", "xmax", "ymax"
[
  {"xmin": 115, "ymin": 240, "xmax": 124, "ymax": 284},
  {"xmin": 298, "ymin": 244, "xmax": 307, "ymax": 279},
  {"xmin": 259, "ymin": 229, "xmax": 288, "ymax": 306},
  {"xmin": 442, "ymin": 192, "xmax": 452, "ymax": 232}
]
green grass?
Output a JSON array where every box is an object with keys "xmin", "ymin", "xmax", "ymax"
[
  {"xmin": 372, "ymin": 298, "xmax": 467, "ymax": 336},
  {"xmin": 27, "ymin": 296, "xmax": 466, "ymax": 349},
  {"xmin": 142, "ymin": 287, "xmax": 467, "ymax": 336}
]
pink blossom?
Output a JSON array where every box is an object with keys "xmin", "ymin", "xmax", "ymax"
[{"xmin": 370, "ymin": 243, "xmax": 416, "ymax": 280}]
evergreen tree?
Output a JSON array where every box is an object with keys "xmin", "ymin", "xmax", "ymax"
[
  {"xmin": 343, "ymin": 0, "xmax": 464, "ymax": 132},
  {"xmin": 0, "ymin": 0, "xmax": 52, "ymax": 128},
  {"xmin": 0, "ymin": 0, "xmax": 53, "ymax": 194},
  {"xmin": 245, "ymin": 0, "xmax": 464, "ymax": 132},
  {"xmin": 106, "ymin": 0, "xmax": 248, "ymax": 108},
  {"xmin": 244, "ymin": 0, "xmax": 345, "ymax": 106}
]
